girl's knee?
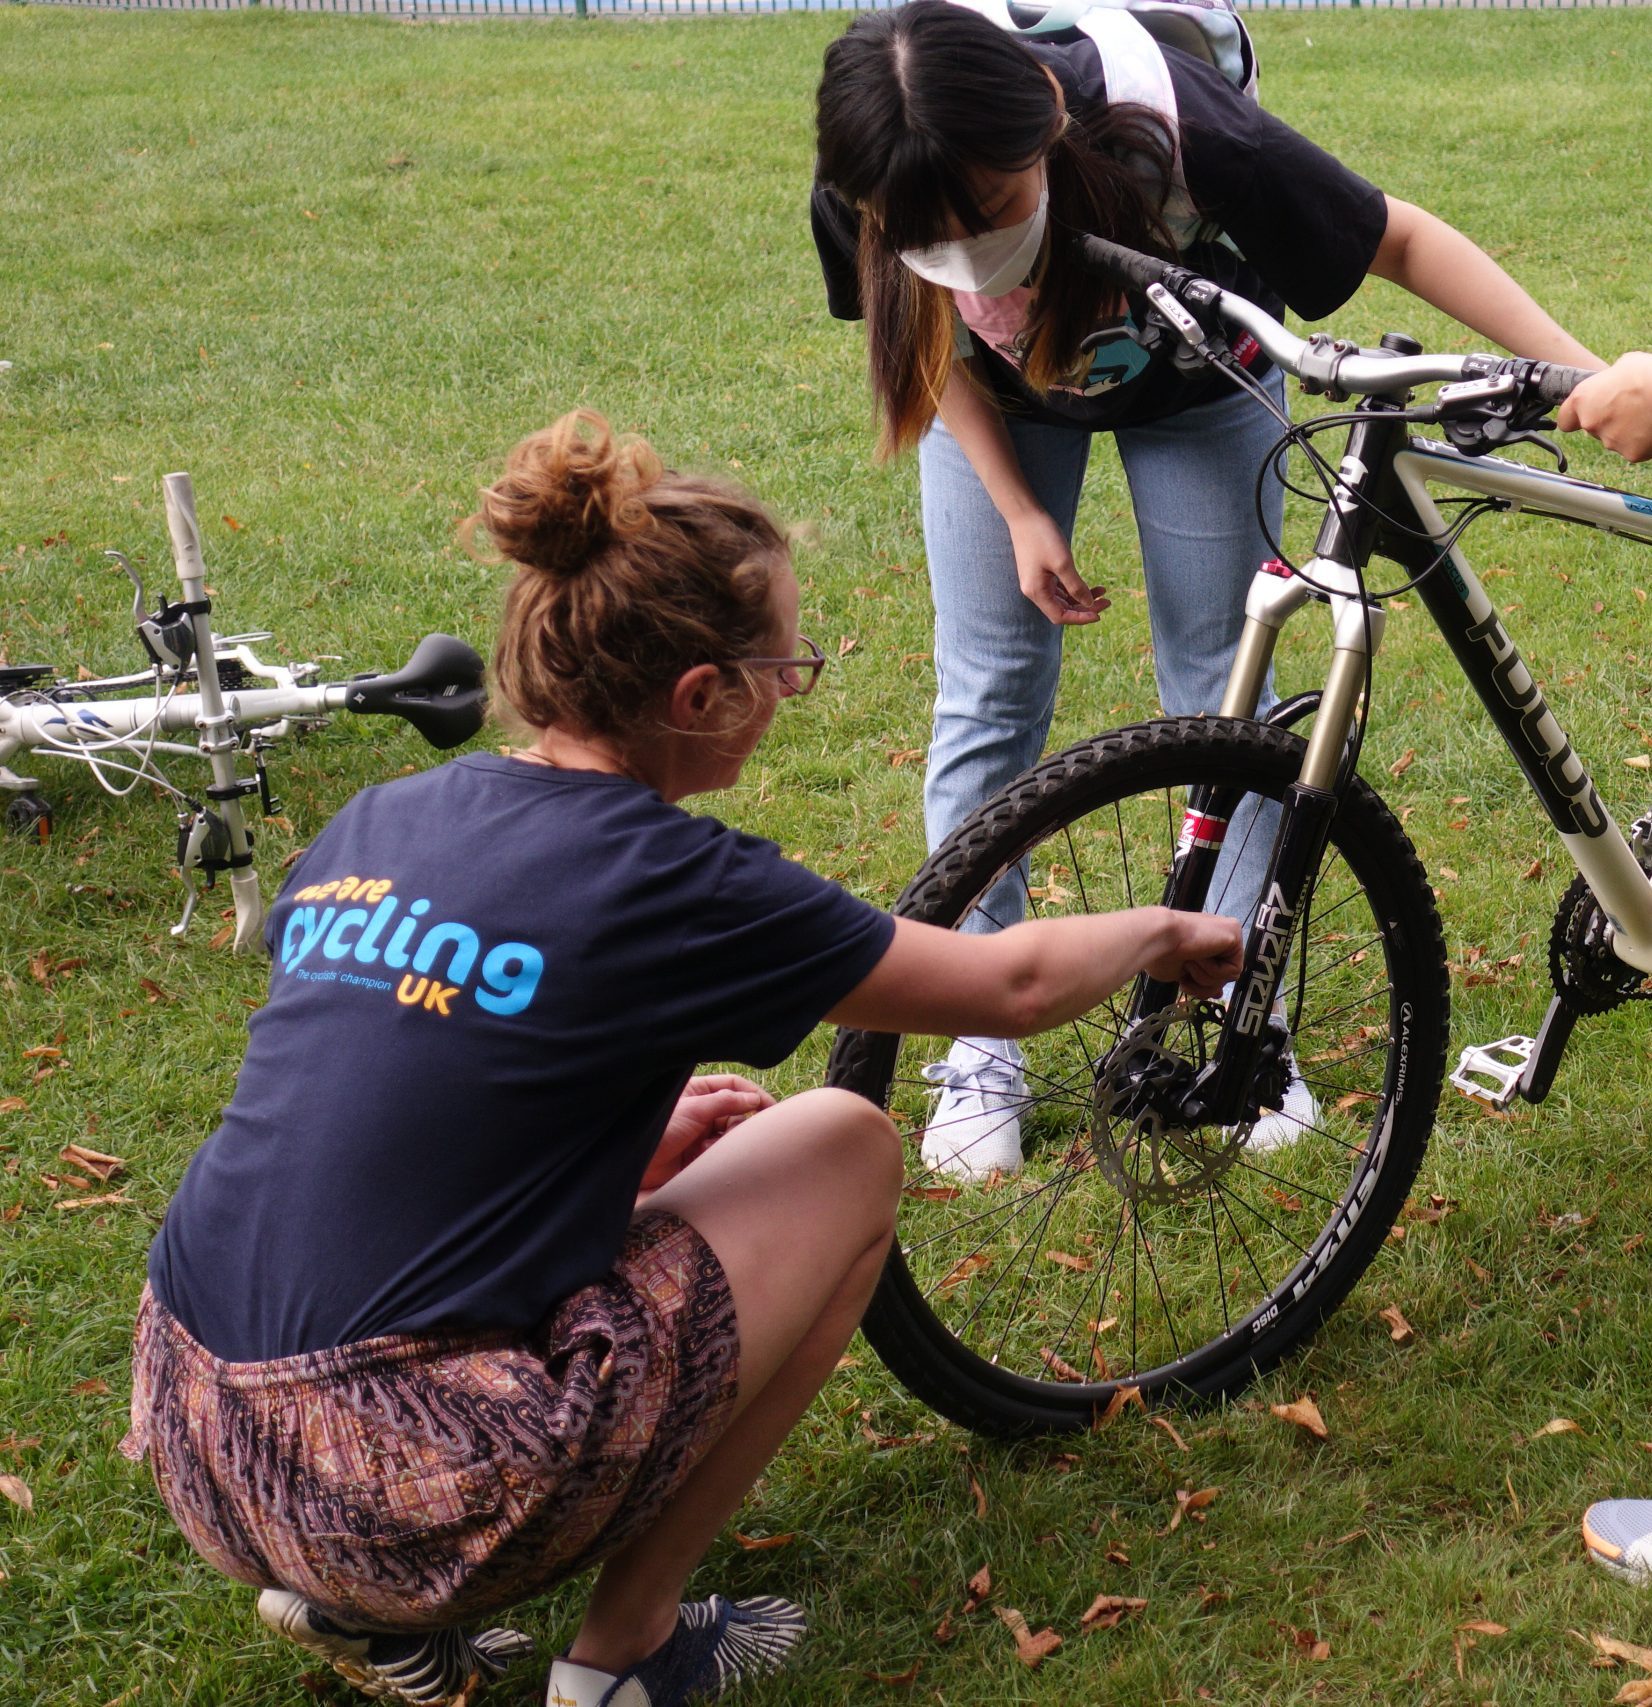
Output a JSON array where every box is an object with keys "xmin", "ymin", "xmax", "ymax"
[{"xmin": 786, "ymin": 1088, "xmax": 902, "ymax": 1189}]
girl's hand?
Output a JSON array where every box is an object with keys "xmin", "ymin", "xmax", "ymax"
[
  {"xmin": 1007, "ymin": 509, "xmax": 1109, "ymax": 625},
  {"xmin": 640, "ymin": 1074, "xmax": 775, "ymax": 1192},
  {"xmin": 1557, "ymin": 354, "xmax": 1652, "ymax": 463}
]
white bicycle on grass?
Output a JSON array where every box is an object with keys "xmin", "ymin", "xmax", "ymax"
[
  {"xmin": 830, "ymin": 236, "xmax": 1649, "ymax": 1435},
  {"xmin": 1, "ymin": 472, "xmax": 485, "ymax": 949}
]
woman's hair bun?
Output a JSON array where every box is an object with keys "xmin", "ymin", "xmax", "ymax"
[{"xmin": 473, "ymin": 410, "xmax": 663, "ymax": 577}]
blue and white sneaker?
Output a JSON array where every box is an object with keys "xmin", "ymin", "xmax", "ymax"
[
  {"xmin": 920, "ymin": 1037, "xmax": 1026, "ymax": 1181},
  {"xmin": 257, "ymin": 1587, "xmax": 533, "ymax": 1703},
  {"xmin": 544, "ymin": 1594, "xmax": 806, "ymax": 1707},
  {"xmin": 1583, "ymin": 1500, "xmax": 1652, "ymax": 1584}
]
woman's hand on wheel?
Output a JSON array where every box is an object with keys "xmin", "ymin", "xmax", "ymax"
[
  {"xmin": 1143, "ymin": 908, "xmax": 1246, "ymax": 999},
  {"xmin": 640, "ymin": 1075, "xmax": 775, "ymax": 1193},
  {"xmin": 1007, "ymin": 509, "xmax": 1109, "ymax": 625}
]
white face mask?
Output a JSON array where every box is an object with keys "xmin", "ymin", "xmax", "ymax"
[{"xmin": 898, "ymin": 185, "xmax": 1049, "ymax": 298}]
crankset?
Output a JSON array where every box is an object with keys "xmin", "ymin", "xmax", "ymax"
[{"xmin": 1452, "ymin": 817, "xmax": 1652, "ymax": 1110}]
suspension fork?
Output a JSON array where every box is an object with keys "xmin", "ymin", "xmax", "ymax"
[{"xmin": 1144, "ymin": 412, "xmax": 1404, "ymax": 1122}]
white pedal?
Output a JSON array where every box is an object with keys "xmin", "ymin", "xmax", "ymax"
[{"xmin": 1450, "ymin": 1035, "xmax": 1537, "ymax": 1110}]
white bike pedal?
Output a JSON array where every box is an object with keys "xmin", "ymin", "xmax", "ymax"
[{"xmin": 1450, "ymin": 1035, "xmax": 1537, "ymax": 1110}]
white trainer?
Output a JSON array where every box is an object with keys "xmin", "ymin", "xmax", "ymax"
[
  {"xmin": 1245, "ymin": 1049, "xmax": 1319, "ymax": 1154},
  {"xmin": 920, "ymin": 1038, "xmax": 1026, "ymax": 1181},
  {"xmin": 1583, "ymin": 1500, "xmax": 1652, "ymax": 1584}
]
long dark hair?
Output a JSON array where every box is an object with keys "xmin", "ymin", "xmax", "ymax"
[{"xmin": 815, "ymin": 0, "xmax": 1175, "ymax": 456}]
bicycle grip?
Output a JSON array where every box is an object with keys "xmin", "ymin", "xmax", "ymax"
[
  {"xmin": 1070, "ymin": 233, "xmax": 1173, "ymax": 293},
  {"xmin": 1533, "ymin": 361, "xmax": 1595, "ymax": 406}
]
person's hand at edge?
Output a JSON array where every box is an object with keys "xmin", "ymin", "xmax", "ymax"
[{"xmin": 1557, "ymin": 353, "xmax": 1652, "ymax": 463}]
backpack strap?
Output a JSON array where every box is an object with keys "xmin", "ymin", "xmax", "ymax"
[
  {"xmin": 1072, "ymin": 10, "xmax": 1203, "ymax": 247},
  {"xmin": 1004, "ymin": 0, "xmax": 1256, "ymax": 98}
]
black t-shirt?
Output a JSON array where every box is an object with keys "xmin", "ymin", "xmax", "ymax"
[
  {"xmin": 147, "ymin": 755, "xmax": 895, "ymax": 1362},
  {"xmin": 810, "ymin": 42, "xmax": 1389, "ymax": 430}
]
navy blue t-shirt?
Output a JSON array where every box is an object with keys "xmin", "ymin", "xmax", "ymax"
[{"xmin": 147, "ymin": 755, "xmax": 895, "ymax": 1362}]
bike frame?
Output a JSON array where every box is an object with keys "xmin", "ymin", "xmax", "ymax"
[
  {"xmin": 1175, "ymin": 420, "xmax": 1652, "ymax": 1121},
  {"xmin": 2, "ymin": 471, "xmax": 486, "ymax": 948}
]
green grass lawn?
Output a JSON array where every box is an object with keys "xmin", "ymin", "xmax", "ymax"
[{"xmin": 4, "ymin": 5, "xmax": 1652, "ymax": 1701}]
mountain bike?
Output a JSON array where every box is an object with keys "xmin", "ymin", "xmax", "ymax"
[
  {"xmin": 828, "ymin": 235, "xmax": 1648, "ymax": 1435},
  {"xmin": 1, "ymin": 471, "xmax": 486, "ymax": 948}
]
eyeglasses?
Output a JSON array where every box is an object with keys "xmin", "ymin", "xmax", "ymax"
[{"xmin": 726, "ymin": 635, "xmax": 826, "ymax": 698}]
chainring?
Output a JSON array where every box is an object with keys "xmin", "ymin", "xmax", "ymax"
[{"xmin": 1549, "ymin": 868, "xmax": 1652, "ymax": 1015}]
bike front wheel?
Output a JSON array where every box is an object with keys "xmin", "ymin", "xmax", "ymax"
[{"xmin": 829, "ymin": 717, "xmax": 1448, "ymax": 1436}]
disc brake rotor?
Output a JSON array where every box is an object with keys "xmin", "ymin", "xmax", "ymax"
[{"xmin": 1090, "ymin": 1001, "xmax": 1246, "ymax": 1207}]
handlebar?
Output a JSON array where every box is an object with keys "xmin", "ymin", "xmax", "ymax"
[{"xmin": 1071, "ymin": 234, "xmax": 1593, "ymax": 409}]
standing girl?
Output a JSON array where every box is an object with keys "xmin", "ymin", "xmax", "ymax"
[
  {"xmin": 125, "ymin": 410, "xmax": 1242, "ymax": 1707},
  {"xmin": 812, "ymin": 0, "xmax": 1598, "ymax": 1176}
]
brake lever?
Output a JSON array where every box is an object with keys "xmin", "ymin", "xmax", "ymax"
[{"xmin": 1431, "ymin": 376, "xmax": 1568, "ymax": 470}]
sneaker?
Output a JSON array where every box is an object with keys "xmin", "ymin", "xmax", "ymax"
[
  {"xmin": 1245, "ymin": 1048, "xmax": 1319, "ymax": 1155},
  {"xmin": 257, "ymin": 1587, "xmax": 533, "ymax": 1704},
  {"xmin": 920, "ymin": 1038, "xmax": 1026, "ymax": 1181},
  {"xmin": 1583, "ymin": 1500, "xmax": 1652, "ymax": 1584},
  {"xmin": 544, "ymin": 1594, "xmax": 806, "ymax": 1707}
]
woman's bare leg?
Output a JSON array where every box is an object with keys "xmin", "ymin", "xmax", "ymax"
[{"xmin": 566, "ymin": 1087, "xmax": 901, "ymax": 1674}]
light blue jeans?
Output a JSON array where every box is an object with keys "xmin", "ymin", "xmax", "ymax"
[{"xmin": 919, "ymin": 374, "xmax": 1288, "ymax": 935}]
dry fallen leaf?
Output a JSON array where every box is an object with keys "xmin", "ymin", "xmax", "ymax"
[
  {"xmin": 1379, "ymin": 1305, "xmax": 1415, "ymax": 1345},
  {"xmin": 837, "ymin": 635, "xmax": 858, "ymax": 659},
  {"xmin": 1595, "ymin": 1632, "xmax": 1652, "ymax": 1672},
  {"xmin": 1390, "ymin": 749, "xmax": 1416, "ymax": 777},
  {"xmin": 938, "ymin": 1253, "xmax": 989, "ymax": 1291},
  {"xmin": 1169, "ymin": 1486, "xmax": 1221, "ymax": 1533},
  {"xmin": 1271, "ymin": 1397, "xmax": 1329, "ymax": 1440},
  {"xmin": 0, "ymin": 1098, "xmax": 26, "ymax": 1116},
  {"xmin": 962, "ymin": 1565, "xmax": 992, "ymax": 1613},
  {"xmin": 1611, "ymin": 1682, "xmax": 1652, "ymax": 1705},
  {"xmin": 862, "ymin": 1662, "xmax": 921, "ymax": 1686},
  {"xmin": 0, "ymin": 1474, "xmax": 33, "ymax": 1512},
  {"xmin": 1081, "ymin": 1593, "xmax": 1147, "ymax": 1632},
  {"xmin": 1531, "ymin": 1417, "xmax": 1584, "ymax": 1440},
  {"xmin": 54, "ymin": 1193, "xmax": 129, "ymax": 1213},
  {"xmin": 968, "ymin": 1474, "xmax": 988, "ymax": 1519},
  {"xmin": 1094, "ymin": 1385, "xmax": 1145, "ymax": 1429},
  {"xmin": 887, "ymin": 748, "xmax": 925, "ymax": 768},
  {"xmin": 70, "ymin": 1378, "xmax": 111, "ymax": 1398},
  {"xmin": 1458, "ymin": 1620, "xmax": 1509, "ymax": 1637},
  {"xmin": 995, "ymin": 1606, "xmax": 1062, "ymax": 1668},
  {"xmin": 1039, "ymin": 1347, "xmax": 1086, "ymax": 1384},
  {"xmin": 1045, "ymin": 1250, "xmax": 1094, "ymax": 1273},
  {"xmin": 58, "ymin": 1144, "xmax": 124, "ymax": 1182},
  {"xmin": 732, "ymin": 1531, "xmax": 796, "ymax": 1551},
  {"xmin": 1148, "ymin": 1415, "xmax": 1189, "ymax": 1452}
]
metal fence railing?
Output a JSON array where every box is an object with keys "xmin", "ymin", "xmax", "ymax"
[{"xmin": 19, "ymin": 0, "xmax": 1649, "ymax": 16}]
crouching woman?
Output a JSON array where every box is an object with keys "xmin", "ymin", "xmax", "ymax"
[{"xmin": 123, "ymin": 411, "xmax": 1242, "ymax": 1707}]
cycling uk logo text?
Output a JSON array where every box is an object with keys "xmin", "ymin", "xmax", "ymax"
[{"xmin": 277, "ymin": 875, "xmax": 543, "ymax": 1016}]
